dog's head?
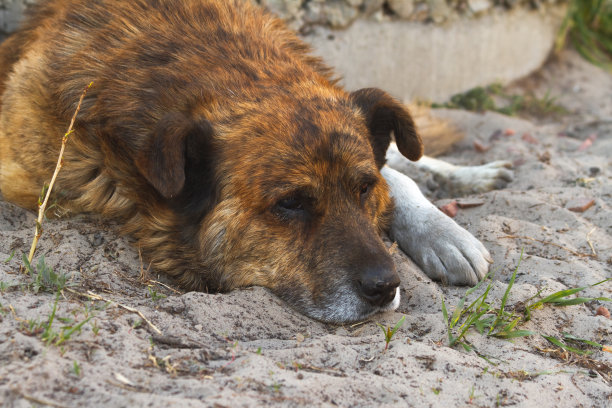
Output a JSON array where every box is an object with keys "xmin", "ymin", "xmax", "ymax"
[{"xmin": 136, "ymin": 87, "xmax": 422, "ymax": 323}]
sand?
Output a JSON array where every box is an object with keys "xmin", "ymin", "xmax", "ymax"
[{"xmin": 0, "ymin": 50, "xmax": 610, "ymax": 407}]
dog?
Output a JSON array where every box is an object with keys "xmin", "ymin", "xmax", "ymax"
[{"xmin": 0, "ymin": 0, "xmax": 505, "ymax": 323}]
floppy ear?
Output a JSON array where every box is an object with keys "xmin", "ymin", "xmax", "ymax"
[
  {"xmin": 136, "ymin": 112, "xmax": 214, "ymax": 199},
  {"xmin": 350, "ymin": 88, "xmax": 423, "ymax": 168}
]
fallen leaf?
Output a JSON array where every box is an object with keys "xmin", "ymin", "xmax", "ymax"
[
  {"xmin": 596, "ymin": 306, "xmax": 610, "ymax": 319},
  {"xmin": 566, "ymin": 198, "xmax": 595, "ymax": 212},
  {"xmin": 473, "ymin": 140, "xmax": 491, "ymax": 153},
  {"xmin": 440, "ymin": 201, "xmax": 458, "ymax": 218}
]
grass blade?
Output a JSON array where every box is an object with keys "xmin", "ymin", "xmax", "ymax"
[
  {"xmin": 529, "ymin": 278, "xmax": 610, "ymax": 310},
  {"xmin": 562, "ymin": 332, "xmax": 605, "ymax": 349},
  {"xmin": 548, "ymin": 296, "xmax": 612, "ymax": 306},
  {"xmin": 57, "ymin": 317, "xmax": 92, "ymax": 346},
  {"xmin": 542, "ymin": 335, "xmax": 592, "ymax": 355},
  {"xmin": 390, "ymin": 315, "xmax": 405, "ymax": 337},
  {"xmin": 493, "ymin": 330, "xmax": 536, "ymax": 339},
  {"xmin": 441, "ymin": 296, "xmax": 455, "ymax": 345},
  {"xmin": 489, "ymin": 250, "xmax": 522, "ymax": 334}
]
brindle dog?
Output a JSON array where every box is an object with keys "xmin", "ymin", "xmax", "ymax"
[{"xmin": 0, "ymin": 0, "xmax": 491, "ymax": 323}]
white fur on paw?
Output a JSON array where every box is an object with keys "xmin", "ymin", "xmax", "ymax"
[
  {"xmin": 441, "ymin": 161, "xmax": 514, "ymax": 195},
  {"xmin": 404, "ymin": 217, "xmax": 492, "ymax": 285},
  {"xmin": 381, "ymin": 167, "xmax": 492, "ymax": 286}
]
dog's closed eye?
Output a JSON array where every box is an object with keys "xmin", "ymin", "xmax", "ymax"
[
  {"xmin": 356, "ymin": 176, "xmax": 378, "ymax": 205},
  {"xmin": 277, "ymin": 197, "xmax": 304, "ymax": 212},
  {"xmin": 359, "ymin": 182, "xmax": 370, "ymax": 196},
  {"xmin": 272, "ymin": 194, "xmax": 313, "ymax": 221}
]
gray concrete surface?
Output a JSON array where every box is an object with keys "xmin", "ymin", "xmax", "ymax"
[
  {"xmin": 308, "ymin": 6, "xmax": 566, "ymax": 102},
  {"xmin": 0, "ymin": 0, "xmax": 33, "ymax": 34}
]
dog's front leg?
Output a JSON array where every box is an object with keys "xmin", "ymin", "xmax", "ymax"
[{"xmin": 381, "ymin": 166, "xmax": 491, "ymax": 285}]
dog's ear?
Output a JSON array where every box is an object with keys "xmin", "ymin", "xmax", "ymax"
[
  {"xmin": 136, "ymin": 112, "xmax": 214, "ymax": 199},
  {"xmin": 351, "ymin": 88, "xmax": 423, "ymax": 168}
]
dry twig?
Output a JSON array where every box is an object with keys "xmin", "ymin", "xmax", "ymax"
[
  {"xmin": 18, "ymin": 392, "xmax": 66, "ymax": 408},
  {"xmin": 85, "ymin": 289, "xmax": 162, "ymax": 334},
  {"xmin": 65, "ymin": 287, "xmax": 162, "ymax": 335},
  {"xmin": 27, "ymin": 82, "xmax": 93, "ymax": 264}
]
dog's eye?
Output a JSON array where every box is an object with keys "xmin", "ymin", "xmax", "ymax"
[
  {"xmin": 359, "ymin": 182, "xmax": 370, "ymax": 196},
  {"xmin": 277, "ymin": 197, "xmax": 304, "ymax": 211},
  {"xmin": 272, "ymin": 191, "xmax": 315, "ymax": 221}
]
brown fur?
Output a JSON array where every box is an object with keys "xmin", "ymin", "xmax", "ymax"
[{"xmin": 0, "ymin": 0, "xmax": 423, "ymax": 322}]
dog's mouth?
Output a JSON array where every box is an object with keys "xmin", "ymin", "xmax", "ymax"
[{"xmin": 289, "ymin": 285, "xmax": 402, "ymax": 324}]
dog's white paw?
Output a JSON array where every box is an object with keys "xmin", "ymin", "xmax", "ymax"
[
  {"xmin": 436, "ymin": 160, "xmax": 514, "ymax": 196},
  {"xmin": 381, "ymin": 167, "xmax": 491, "ymax": 286},
  {"xmin": 386, "ymin": 143, "xmax": 513, "ymax": 196},
  {"xmin": 392, "ymin": 208, "xmax": 492, "ymax": 285}
]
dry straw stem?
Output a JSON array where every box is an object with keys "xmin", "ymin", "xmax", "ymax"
[
  {"xmin": 65, "ymin": 288, "xmax": 163, "ymax": 335},
  {"xmin": 27, "ymin": 82, "xmax": 93, "ymax": 264},
  {"xmin": 18, "ymin": 391, "xmax": 66, "ymax": 408}
]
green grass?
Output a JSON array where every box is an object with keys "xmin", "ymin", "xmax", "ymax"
[
  {"xmin": 4, "ymin": 250, "xmax": 15, "ymax": 263},
  {"xmin": 376, "ymin": 315, "xmax": 406, "ymax": 351},
  {"xmin": 558, "ymin": 0, "xmax": 612, "ymax": 71},
  {"xmin": 17, "ymin": 292, "xmax": 103, "ymax": 350},
  {"xmin": 147, "ymin": 286, "xmax": 167, "ymax": 302},
  {"xmin": 442, "ymin": 252, "xmax": 611, "ymax": 352},
  {"xmin": 22, "ymin": 254, "xmax": 72, "ymax": 294},
  {"xmin": 435, "ymin": 2, "xmax": 612, "ymax": 115},
  {"xmin": 432, "ymin": 84, "xmax": 567, "ymax": 118},
  {"xmin": 543, "ymin": 332, "xmax": 611, "ymax": 355},
  {"xmin": 36, "ymin": 293, "xmax": 93, "ymax": 347},
  {"xmin": 72, "ymin": 360, "xmax": 82, "ymax": 377}
]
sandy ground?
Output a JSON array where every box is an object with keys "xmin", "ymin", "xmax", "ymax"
[{"xmin": 0, "ymin": 50, "xmax": 610, "ymax": 407}]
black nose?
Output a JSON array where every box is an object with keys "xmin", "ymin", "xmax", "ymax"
[{"xmin": 358, "ymin": 266, "xmax": 400, "ymax": 307}]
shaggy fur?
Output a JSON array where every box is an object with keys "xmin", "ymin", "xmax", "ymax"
[{"xmin": 0, "ymin": 0, "xmax": 424, "ymax": 322}]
